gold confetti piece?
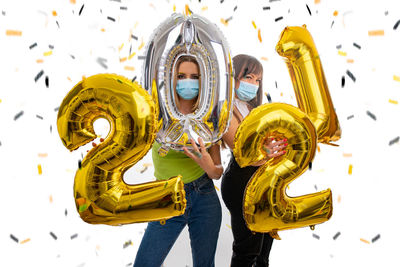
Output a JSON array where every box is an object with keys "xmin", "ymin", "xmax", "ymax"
[
  {"xmin": 343, "ymin": 153, "xmax": 352, "ymax": 157},
  {"xmin": 70, "ymin": 0, "xmax": 76, "ymax": 4},
  {"xmin": 20, "ymin": 238, "xmax": 31, "ymax": 244},
  {"xmin": 6, "ymin": 30, "xmax": 22, "ymax": 36},
  {"xmin": 173, "ymin": 4, "xmax": 176, "ymax": 12},
  {"xmin": 143, "ymin": 163, "xmax": 153, "ymax": 167},
  {"xmin": 226, "ymin": 224, "xmax": 232, "ymax": 229},
  {"xmin": 315, "ymin": 0, "xmax": 321, "ymax": 4},
  {"xmin": 43, "ymin": 51, "xmax": 52, "ymax": 56},
  {"xmin": 138, "ymin": 39, "xmax": 144, "ymax": 50},
  {"xmin": 67, "ymin": 77, "xmax": 72, "ymax": 81},
  {"xmin": 134, "ymin": 22, "xmax": 139, "ymax": 29},
  {"xmin": 38, "ymin": 153, "xmax": 48, "ymax": 157},
  {"xmin": 118, "ymin": 43, "xmax": 124, "ymax": 51},
  {"xmin": 100, "ymin": 28, "xmax": 105, "ymax": 32},
  {"xmin": 185, "ymin": 4, "xmax": 191, "ymax": 16},
  {"xmin": 280, "ymin": 92, "xmax": 283, "ymax": 97},
  {"xmin": 261, "ymin": 57, "xmax": 268, "ymax": 61},
  {"xmin": 348, "ymin": 164, "xmax": 353, "ymax": 175},
  {"xmin": 252, "ymin": 21, "xmax": 257, "ymax": 29},
  {"xmin": 393, "ymin": 75, "xmax": 400, "ymax": 82},
  {"xmin": 360, "ymin": 238, "xmax": 370, "ymax": 244},
  {"xmin": 149, "ymin": 3, "xmax": 155, "ymax": 9},
  {"xmin": 202, "ymin": 6, "xmax": 208, "ymax": 11},
  {"xmin": 220, "ymin": 18, "xmax": 228, "ymax": 26},
  {"xmin": 317, "ymin": 145, "xmax": 321, "ymax": 153},
  {"xmin": 38, "ymin": 164, "xmax": 42, "ymax": 175},
  {"xmin": 258, "ymin": 29, "xmax": 262, "ymax": 43},
  {"xmin": 128, "ymin": 52, "xmax": 136, "ymax": 60},
  {"xmin": 96, "ymin": 245, "xmax": 101, "ymax": 250},
  {"xmin": 347, "ymin": 59, "xmax": 354, "ymax": 63},
  {"xmin": 119, "ymin": 57, "xmax": 127, "ymax": 63},
  {"xmin": 389, "ymin": 99, "xmax": 398, "ymax": 104},
  {"xmin": 52, "ymin": 11, "xmax": 57, "ymax": 16},
  {"xmin": 0, "ymin": 99, "xmax": 2, "ymax": 104},
  {"xmin": 368, "ymin": 30, "xmax": 384, "ymax": 36},
  {"xmin": 124, "ymin": 66, "xmax": 135, "ymax": 71},
  {"xmin": 36, "ymin": 59, "xmax": 44, "ymax": 63},
  {"xmin": 214, "ymin": 185, "xmax": 220, "ymax": 191},
  {"xmin": 49, "ymin": 195, "xmax": 53, "ymax": 203},
  {"xmin": 333, "ymin": 10, "xmax": 338, "ymax": 16},
  {"xmin": 338, "ymin": 50, "xmax": 347, "ymax": 56},
  {"xmin": 337, "ymin": 195, "xmax": 341, "ymax": 203}
]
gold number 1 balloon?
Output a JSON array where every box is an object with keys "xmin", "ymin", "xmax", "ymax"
[
  {"xmin": 234, "ymin": 25, "xmax": 341, "ymax": 236},
  {"xmin": 57, "ymin": 74, "xmax": 186, "ymax": 225}
]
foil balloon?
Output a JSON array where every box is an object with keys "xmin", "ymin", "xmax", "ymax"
[
  {"xmin": 142, "ymin": 13, "xmax": 234, "ymax": 155},
  {"xmin": 234, "ymin": 26, "xmax": 341, "ymax": 237},
  {"xmin": 57, "ymin": 74, "xmax": 186, "ymax": 225},
  {"xmin": 234, "ymin": 103, "xmax": 332, "ymax": 235},
  {"xmin": 276, "ymin": 25, "xmax": 341, "ymax": 144}
]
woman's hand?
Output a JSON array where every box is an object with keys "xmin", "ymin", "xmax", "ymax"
[
  {"xmin": 183, "ymin": 137, "xmax": 223, "ymax": 179},
  {"xmin": 252, "ymin": 138, "xmax": 287, "ymax": 166}
]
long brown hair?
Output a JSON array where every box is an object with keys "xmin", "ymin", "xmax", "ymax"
[
  {"xmin": 172, "ymin": 55, "xmax": 201, "ymax": 113},
  {"xmin": 233, "ymin": 54, "xmax": 263, "ymax": 109}
]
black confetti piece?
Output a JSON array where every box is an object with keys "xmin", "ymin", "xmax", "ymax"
[
  {"xmin": 71, "ymin": 233, "xmax": 78, "ymax": 239},
  {"xmin": 389, "ymin": 136, "xmax": 399, "ymax": 146},
  {"xmin": 123, "ymin": 240, "xmax": 133, "ymax": 248},
  {"xmin": 333, "ymin": 232, "xmax": 341, "ymax": 240},
  {"xmin": 140, "ymin": 166, "xmax": 148, "ymax": 174},
  {"xmin": 45, "ymin": 76, "xmax": 49, "ymax": 88},
  {"xmin": 225, "ymin": 16, "xmax": 233, "ymax": 23},
  {"xmin": 331, "ymin": 21, "xmax": 334, "ymax": 28},
  {"xmin": 120, "ymin": 6, "xmax": 127, "ymax": 10},
  {"xmin": 49, "ymin": 45, "xmax": 54, "ymax": 49},
  {"xmin": 50, "ymin": 232, "xmax": 57, "ymax": 240},
  {"xmin": 336, "ymin": 44, "xmax": 342, "ymax": 49},
  {"xmin": 306, "ymin": 4, "xmax": 311, "ymax": 16},
  {"xmin": 353, "ymin": 43, "xmax": 361, "ymax": 49},
  {"xmin": 110, "ymin": 0, "xmax": 121, "ymax": 2},
  {"xmin": 312, "ymin": 233, "xmax": 320, "ymax": 240},
  {"xmin": 34, "ymin": 70, "xmax": 44, "ymax": 82},
  {"xmin": 385, "ymin": 11, "xmax": 388, "ymax": 16},
  {"xmin": 96, "ymin": 57, "xmax": 108, "ymax": 69},
  {"xmin": 107, "ymin": 16, "xmax": 115, "ymax": 22},
  {"xmin": 366, "ymin": 110, "xmax": 376, "ymax": 120},
  {"xmin": 78, "ymin": 4, "xmax": 84, "ymax": 16},
  {"xmin": 314, "ymin": 185, "xmax": 318, "ymax": 190},
  {"xmin": 56, "ymin": 21, "xmax": 60, "ymax": 28},
  {"xmin": 347, "ymin": 115, "xmax": 354, "ymax": 120},
  {"xmin": 10, "ymin": 234, "xmax": 19, "ymax": 243},
  {"xmin": 78, "ymin": 160, "xmax": 82, "ymax": 169},
  {"xmin": 220, "ymin": 0, "xmax": 224, "ymax": 3},
  {"xmin": 132, "ymin": 76, "xmax": 137, "ymax": 82},
  {"xmin": 131, "ymin": 35, "xmax": 138, "ymax": 40},
  {"xmin": 54, "ymin": 107, "xmax": 59, "ymax": 112},
  {"xmin": 393, "ymin": 20, "xmax": 400, "ymax": 30},
  {"xmin": 36, "ymin": 115, "xmax": 43, "ymax": 120},
  {"xmin": 65, "ymin": 209, "xmax": 68, "ymax": 216},
  {"xmin": 275, "ymin": 16, "xmax": 283, "ymax": 22},
  {"xmin": 275, "ymin": 81, "xmax": 278, "ymax": 88},
  {"xmin": 0, "ymin": 141, "xmax": 2, "ymax": 146},
  {"xmin": 372, "ymin": 234, "xmax": 380, "ymax": 243},
  {"xmin": 233, "ymin": 6, "xmax": 237, "ymax": 11},
  {"xmin": 29, "ymin": 43, "xmax": 37, "ymax": 49},
  {"xmin": 266, "ymin": 93, "xmax": 272, "ymax": 103},
  {"xmin": 341, "ymin": 76, "xmax": 345, "ymax": 88},
  {"xmin": 269, "ymin": 0, "xmax": 281, "ymax": 2},
  {"xmin": 2, "ymin": 11, "xmax": 5, "ymax": 16},
  {"xmin": 263, "ymin": 6, "xmax": 271, "ymax": 10},
  {"xmin": 346, "ymin": 70, "xmax": 356, "ymax": 82},
  {"xmin": 138, "ymin": 56, "xmax": 146, "ymax": 60},
  {"xmin": 309, "ymin": 162, "xmax": 312, "ymax": 170},
  {"xmin": 70, "ymin": 54, "xmax": 75, "ymax": 59},
  {"xmin": 14, "ymin": 111, "xmax": 24, "ymax": 120},
  {"xmin": 126, "ymin": 263, "xmax": 132, "ymax": 267},
  {"xmin": 50, "ymin": 125, "xmax": 52, "ymax": 133}
]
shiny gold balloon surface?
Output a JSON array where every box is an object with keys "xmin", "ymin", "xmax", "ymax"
[
  {"xmin": 276, "ymin": 25, "xmax": 341, "ymax": 144},
  {"xmin": 57, "ymin": 74, "xmax": 186, "ymax": 225}
]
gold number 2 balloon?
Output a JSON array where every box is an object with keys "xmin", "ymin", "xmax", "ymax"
[
  {"xmin": 234, "ymin": 25, "xmax": 341, "ymax": 236},
  {"xmin": 57, "ymin": 74, "xmax": 186, "ymax": 225}
]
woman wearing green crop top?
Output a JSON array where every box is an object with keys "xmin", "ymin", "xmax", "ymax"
[{"xmin": 133, "ymin": 56, "xmax": 223, "ymax": 267}]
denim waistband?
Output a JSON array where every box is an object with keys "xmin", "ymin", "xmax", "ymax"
[{"xmin": 184, "ymin": 173, "xmax": 209, "ymax": 194}]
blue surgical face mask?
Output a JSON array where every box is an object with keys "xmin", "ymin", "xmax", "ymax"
[
  {"xmin": 235, "ymin": 81, "xmax": 259, "ymax": 101},
  {"xmin": 176, "ymin": 79, "xmax": 199, "ymax": 100}
]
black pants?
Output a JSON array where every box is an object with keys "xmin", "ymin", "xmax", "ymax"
[{"xmin": 221, "ymin": 155, "xmax": 274, "ymax": 267}]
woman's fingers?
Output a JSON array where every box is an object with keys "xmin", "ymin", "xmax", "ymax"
[{"xmin": 198, "ymin": 137, "xmax": 206, "ymax": 153}]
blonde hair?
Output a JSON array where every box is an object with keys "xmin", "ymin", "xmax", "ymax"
[{"xmin": 172, "ymin": 55, "xmax": 201, "ymax": 113}]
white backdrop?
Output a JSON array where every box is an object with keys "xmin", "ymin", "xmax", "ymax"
[{"xmin": 1, "ymin": 0, "xmax": 400, "ymax": 266}]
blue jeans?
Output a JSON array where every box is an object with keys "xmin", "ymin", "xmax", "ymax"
[{"xmin": 133, "ymin": 173, "xmax": 222, "ymax": 267}]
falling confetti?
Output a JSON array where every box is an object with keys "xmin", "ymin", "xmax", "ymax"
[
  {"xmin": 45, "ymin": 76, "xmax": 49, "ymax": 88},
  {"xmin": 348, "ymin": 164, "xmax": 353, "ymax": 175},
  {"xmin": 120, "ymin": 6, "xmax": 127, "ymax": 10},
  {"xmin": 336, "ymin": 44, "xmax": 342, "ymax": 49},
  {"xmin": 43, "ymin": 50, "xmax": 52, "ymax": 56},
  {"xmin": 360, "ymin": 238, "xmax": 370, "ymax": 244},
  {"xmin": 10, "ymin": 234, "xmax": 19, "ymax": 243},
  {"xmin": 123, "ymin": 240, "xmax": 133, "ymax": 248},
  {"xmin": 29, "ymin": 43, "xmax": 37, "ymax": 49},
  {"xmin": 338, "ymin": 51, "xmax": 347, "ymax": 56},
  {"xmin": 394, "ymin": 20, "xmax": 400, "ymax": 30},
  {"xmin": 333, "ymin": 232, "xmax": 341, "ymax": 240},
  {"xmin": 389, "ymin": 136, "xmax": 399, "ymax": 146},
  {"xmin": 258, "ymin": 29, "xmax": 262, "ymax": 42},
  {"xmin": 341, "ymin": 76, "xmax": 345, "ymax": 87},
  {"xmin": 368, "ymin": 30, "xmax": 384, "ymax": 36},
  {"xmin": 347, "ymin": 115, "xmax": 354, "ymax": 120},
  {"xmin": 275, "ymin": 16, "xmax": 283, "ymax": 22},
  {"xmin": 312, "ymin": 233, "xmax": 320, "ymax": 240},
  {"xmin": 38, "ymin": 164, "xmax": 42, "ymax": 175},
  {"xmin": 96, "ymin": 57, "xmax": 108, "ymax": 69},
  {"xmin": 343, "ymin": 153, "xmax": 352, "ymax": 157},
  {"xmin": 353, "ymin": 42, "xmax": 361, "ymax": 49},
  {"xmin": 389, "ymin": 99, "xmax": 398, "ymax": 104},
  {"xmin": 107, "ymin": 16, "xmax": 115, "ymax": 22},
  {"xmin": 78, "ymin": 4, "xmax": 84, "ymax": 16},
  {"xmin": 20, "ymin": 238, "xmax": 31, "ymax": 244},
  {"xmin": 6, "ymin": 30, "xmax": 22, "ymax": 36},
  {"xmin": 71, "ymin": 233, "xmax": 78, "ymax": 239},
  {"xmin": 346, "ymin": 70, "xmax": 356, "ymax": 82},
  {"xmin": 14, "ymin": 111, "xmax": 24, "ymax": 120},
  {"xmin": 371, "ymin": 234, "xmax": 380, "ymax": 243},
  {"xmin": 263, "ymin": 6, "xmax": 271, "ymax": 10},
  {"xmin": 306, "ymin": 4, "xmax": 311, "ymax": 15},
  {"xmin": 35, "ymin": 70, "xmax": 44, "ymax": 82},
  {"xmin": 366, "ymin": 110, "xmax": 376, "ymax": 120},
  {"xmin": 394, "ymin": 75, "xmax": 400, "ymax": 82},
  {"xmin": 50, "ymin": 232, "xmax": 57, "ymax": 240},
  {"xmin": 251, "ymin": 21, "xmax": 257, "ymax": 29}
]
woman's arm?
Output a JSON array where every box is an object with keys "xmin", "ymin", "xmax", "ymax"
[{"xmin": 183, "ymin": 138, "xmax": 223, "ymax": 179}]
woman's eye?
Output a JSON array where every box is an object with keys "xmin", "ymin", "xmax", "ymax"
[
  {"xmin": 177, "ymin": 74, "xmax": 185, "ymax": 79},
  {"xmin": 191, "ymin": 75, "xmax": 199, "ymax": 79},
  {"xmin": 245, "ymin": 75, "xmax": 252, "ymax": 79}
]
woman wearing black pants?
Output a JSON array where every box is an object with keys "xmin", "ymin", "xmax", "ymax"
[{"xmin": 219, "ymin": 54, "xmax": 287, "ymax": 267}]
